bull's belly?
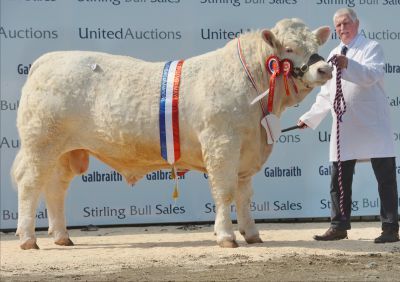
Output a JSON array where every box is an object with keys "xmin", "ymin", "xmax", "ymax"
[{"xmin": 87, "ymin": 138, "xmax": 206, "ymax": 184}]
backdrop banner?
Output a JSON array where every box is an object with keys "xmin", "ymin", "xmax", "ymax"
[{"xmin": 1, "ymin": 0, "xmax": 399, "ymax": 230}]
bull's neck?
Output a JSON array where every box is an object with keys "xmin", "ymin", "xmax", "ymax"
[
  {"xmin": 235, "ymin": 33, "xmax": 285, "ymax": 117},
  {"xmin": 237, "ymin": 34, "xmax": 269, "ymax": 94}
]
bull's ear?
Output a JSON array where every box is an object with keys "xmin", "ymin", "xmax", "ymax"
[
  {"xmin": 262, "ymin": 29, "xmax": 280, "ymax": 50},
  {"xmin": 313, "ymin": 26, "xmax": 331, "ymax": 46}
]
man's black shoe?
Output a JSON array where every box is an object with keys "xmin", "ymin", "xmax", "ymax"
[
  {"xmin": 313, "ymin": 227, "xmax": 348, "ymax": 241},
  {"xmin": 374, "ymin": 231, "xmax": 399, "ymax": 244}
]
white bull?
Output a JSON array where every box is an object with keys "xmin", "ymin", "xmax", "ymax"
[{"xmin": 12, "ymin": 18, "xmax": 332, "ymax": 249}]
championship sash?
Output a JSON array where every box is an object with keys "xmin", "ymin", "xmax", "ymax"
[{"xmin": 159, "ymin": 60, "xmax": 184, "ymax": 164}]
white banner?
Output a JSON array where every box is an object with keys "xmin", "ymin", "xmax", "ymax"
[{"xmin": 1, "ymin": 0, "xmax": 399, "ymax": 230}]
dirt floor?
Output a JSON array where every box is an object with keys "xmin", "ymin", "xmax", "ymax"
[{"xmin": 1, "ymin": 222, "xmax": 400, "ymax": 281}]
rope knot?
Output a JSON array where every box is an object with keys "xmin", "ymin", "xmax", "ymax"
[{"xmin": 329, "ymin": 55, "xmax": 347, "ymax": 122}]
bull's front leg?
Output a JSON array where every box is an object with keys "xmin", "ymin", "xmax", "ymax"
[
  {"xmin": 200, "ymin": 132, "xmax": 240, "ymax": 248},
  {"xmin": 236, "ymin": 177, "xmax": 262, "ymax": 244},
  {"xmin": 212, "ymin": 187, "xmax": 237, "ymax": 248}
]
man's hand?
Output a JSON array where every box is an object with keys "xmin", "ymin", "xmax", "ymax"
[
  {"xmin": 297, "ymin": 120, "xmax": 308, "ymax": 129},
  {"xmin": 335, "ymin": 54, "xmax": 348, "ymax": 69}
]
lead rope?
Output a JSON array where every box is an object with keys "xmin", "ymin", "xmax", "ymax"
[{"xmin": 328, "ymin": 54, "xmax": 347, "ymax": 220}]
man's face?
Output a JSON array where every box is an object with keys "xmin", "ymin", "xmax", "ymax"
[{"xmin": 334, "ymin": 14, "xmax": 359, "ymax": 45}]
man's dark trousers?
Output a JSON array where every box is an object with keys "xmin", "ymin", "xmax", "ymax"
[{"xmin": 329, "ymin": 157, "xmax": 399, "ymax": 232}]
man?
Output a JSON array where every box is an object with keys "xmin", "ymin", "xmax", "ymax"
[{"xmin": 298, "ymin": 8, "xmax": 399, "ymax": 243}]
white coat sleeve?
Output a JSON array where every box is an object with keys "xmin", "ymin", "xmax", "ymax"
[
  {"xmin": 299, "ymin": 83, "xmax": 331, "ymax": 130},
  {"xmin": 342, "ymin": 42, "xmax": 385, "ymax": 86}
]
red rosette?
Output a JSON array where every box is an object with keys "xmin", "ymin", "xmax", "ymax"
[
  {"xmin": 265, "ymin": 56, "xmax": 281, "ymax": 112},
  {"xmin": 266, "ymin": 55, "xmax": 280, "ymax": 75},
  {"xmin": 281, "ymin": 59, "xmax": 293, "ymax": 96}
]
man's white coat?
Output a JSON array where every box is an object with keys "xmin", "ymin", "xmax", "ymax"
[{"xmin": 300, "ymin": 34, "xmax": 395, "ymax": 161}]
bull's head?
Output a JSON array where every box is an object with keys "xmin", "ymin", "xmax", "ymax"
[{"xmin": 261, "ymin": 18, "xmax": 332, "ymax": 113}]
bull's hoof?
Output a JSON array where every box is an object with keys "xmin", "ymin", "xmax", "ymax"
[
  {"xmin": 20, "ymin": 239, "xmax": 40, "ymax": 250},
  {"xmin": 55, "ymin": 238, "xmax": 74, "ymax": 246},
  {"xmin": 245, "ymin": 236, "xmax": 263, "ymax": 244},
  {"xmin": 218, "ymin": 239, "xmax": 239, "ymax": 248}
]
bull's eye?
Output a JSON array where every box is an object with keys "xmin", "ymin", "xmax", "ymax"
[
  {"xmin": 285, "ymin": 47, "xmax": 293, "ymax": 53},
  {"xmin": 300, "ymin": 64, "xmax": 308, "ymax": 73}
]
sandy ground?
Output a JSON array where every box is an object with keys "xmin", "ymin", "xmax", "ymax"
[{"xmin": 1, "ymin": 221, "xmax": 400, "ymax": 281}]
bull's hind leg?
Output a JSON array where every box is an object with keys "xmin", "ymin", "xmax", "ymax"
[
  {"xmin": 200, "ymin": 132, "xmax": 240, "ymax": 248},
  {"xmin": 236, "ymin": 177, "xmax": 262, "ymax": 244},
  {"xmin": 44, "ymin": 150, "xmax": 89, "ymax": 246},
  {"xmin": 12, "ymin": 150, "xmax": 52, "ymax": 250}
]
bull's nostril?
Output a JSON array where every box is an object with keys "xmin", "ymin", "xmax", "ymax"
[{"xmin": 318, "ymin": 66, "xmax": 333, "ymax": 76}]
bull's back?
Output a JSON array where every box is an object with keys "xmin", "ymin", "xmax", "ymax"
[{"xmin": 18, "ymin": 51, "xmax": 165, "ymax": 154}]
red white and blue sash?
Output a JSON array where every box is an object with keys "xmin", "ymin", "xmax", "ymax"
[{"xmin": 159, "ymin": 60, "xmax": 184, "ymax": 164}]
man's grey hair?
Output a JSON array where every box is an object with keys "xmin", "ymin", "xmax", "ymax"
[{"xmin": 333, "ymin": 8, "xmax": 358, "ymax": 23}]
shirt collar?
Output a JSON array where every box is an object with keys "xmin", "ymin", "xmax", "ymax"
[{"xmin": 340, "ymin": 33, "xmax": 360, "ymax": 50}]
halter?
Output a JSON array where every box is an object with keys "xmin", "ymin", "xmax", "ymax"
[{"xmin": 264, "ymin": 52, "xmax": 327, "ymax": 112}]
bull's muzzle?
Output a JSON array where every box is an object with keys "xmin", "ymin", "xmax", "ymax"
[{"xmin": 292, "ymin": 53, "xmax": 325, "ymax": 78}]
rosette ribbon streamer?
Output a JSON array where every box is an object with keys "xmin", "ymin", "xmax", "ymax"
[
  {"xmin": 159, "ymin": 60, "xmax": 185, "ymax": 200},
  {"xmin": 251, "ymin": 56, "xmax": 299, "ymax": 107},
  {"xmin": 265, "ymin": 56, "xmax": 280, "ymax": 113},
  {"xmin": 237, "ymin": 38, "xmax": 300, "ymax": 144},
  {"xmin": 265, "ymin": 56, "xmax": 299, "ymax": 112}
]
